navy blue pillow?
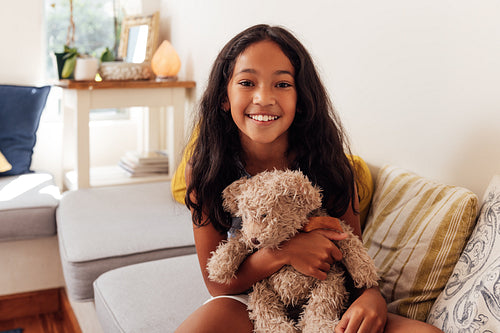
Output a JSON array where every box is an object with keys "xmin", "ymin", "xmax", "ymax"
[{"xmin": 0, "ymin": 85, "xmax": 51, "ymax": 176}]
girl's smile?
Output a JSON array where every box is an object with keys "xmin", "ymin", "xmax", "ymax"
[
  {"xmin": 226, "ymin": 40, "xmax": 297, "ymax": 149},
  {"xmin": 246, "ymin": 114, "xmax": 279, "ymax": 122}
]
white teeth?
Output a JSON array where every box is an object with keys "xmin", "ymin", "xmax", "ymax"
[{"xmin": 248, "ymin": 114, "xmax": 278, "ymax": 122}]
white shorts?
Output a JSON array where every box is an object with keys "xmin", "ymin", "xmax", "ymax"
[{"xmin": 203, "ymin": 294, "xmax": 249, "ymax": 306}]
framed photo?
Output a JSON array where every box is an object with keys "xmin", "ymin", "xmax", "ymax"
[{"xmin": 118, "ymin": 11, "xmax": 159, "ymax": 63}]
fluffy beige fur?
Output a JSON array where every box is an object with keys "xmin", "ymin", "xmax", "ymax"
[{"xmin": 207, "ymin": 169, "xmax": 379, "ymax": 333}]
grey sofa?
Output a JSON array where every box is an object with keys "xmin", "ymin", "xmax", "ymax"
[
  {"xmin": 0, "ymin": 172, "xmax": 59, "ymax": 242},
  {"xmin": 56, "ymin": 181, "xmax": 196, "ymax": 301},
  {"xmin": 58, "ymin": 164, "xmax": 500, "ymax": 333},
  {"xmin": 94, "ymin": 254, "xmax": 209, "ymax": 333},
  {"xmin": 88, "ymin": 169, "xmax": 500, "ymax": 333},
  {"xmin": 0, "ymin": 84, "xmax": 65, "ymax": 295}
]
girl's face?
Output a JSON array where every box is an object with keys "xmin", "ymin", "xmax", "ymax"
[{"xmin": 226, "ymin": 40, "xmax": 297, "ymax": 150}]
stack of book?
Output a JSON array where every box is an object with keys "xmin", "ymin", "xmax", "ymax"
[{"xmin": 118, "ymin": 151, "xmax": 169, "ymax": 177}]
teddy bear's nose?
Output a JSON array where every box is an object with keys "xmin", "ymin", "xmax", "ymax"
[{"xmin": 251, "ymin": 238, "xmax": 260, "ymax": 245}]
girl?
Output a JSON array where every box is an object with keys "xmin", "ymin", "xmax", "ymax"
[{"xmin": 176, "ymin": 24, "xmax": 442, "ymax": 333}]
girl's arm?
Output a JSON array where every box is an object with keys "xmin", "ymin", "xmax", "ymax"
[
  {"xmin": 186, "ymin": 164, "xmax": 346, "ymax": 296},
  {"xmin": 186, "ymin": 163, "xmax": 286, "ymax": 296},
  {"xmin": 335, "ymin": 185, "xmax": 388, "ymax": 333},
  {"xmin": 191, "ymin": 198, "xmax": 347, "ymax": 296},
  {"xmin": 193, "ymin": 220, "xmax": 286, "ymax": 296},
  {"xmin": 339, "ymin": 184, "xmax": 362, "ymax": 238}
]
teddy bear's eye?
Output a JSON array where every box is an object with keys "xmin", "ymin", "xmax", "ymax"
[{"xmin": 261, "ymin": 213, "xmax": 267, "ymax": 218}]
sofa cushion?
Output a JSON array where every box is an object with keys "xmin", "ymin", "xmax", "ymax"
[
  {"xmin": 56, "ymin": 181, "xmax": 196, "ymax": 301},
  {"xmin": 0, "ymin": 85, "xmax": 50, "ymax": 176},
  {"xmin": 94, "ymin": 254, "xmax": 209, "ymax": 333},
  {"xmin": 363, "ymin": 165, "xmax": 478, "ymax": 321},
  {"xmin": 0, "ymin": 172, "xmax": 60, "ymax": 241},
  {"xmin": 427, "ymin": 175, "xmax": 500, "ymax": 330}
]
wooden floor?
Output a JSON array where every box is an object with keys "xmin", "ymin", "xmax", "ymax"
[
  {"xmin": 0, "ymin": 288, "xmax": 81, "ymax": 333},
  {"xmin": 0, "ymin": 312, "xmax": 65, "ymax": 333}
]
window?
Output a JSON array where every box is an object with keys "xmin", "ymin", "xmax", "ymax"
[
  {"xmin": 45, "ymin": 0, "xmax": 121, "ymax": 80},
  {"xmin": 44, "ymin": 0, "xmax": 140, "ymax": 120}
]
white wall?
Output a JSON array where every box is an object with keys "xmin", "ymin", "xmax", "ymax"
[
  {"xmin": 1, "ymin": 0, "xmax": 498, "ymax": 197},
  {"xmin": 0, "ymin": 0, "xmax": 45, "ymax": 85},
  {"xmin": 160, "ymin": 0, "xmax": 500, "ymax": 198}
]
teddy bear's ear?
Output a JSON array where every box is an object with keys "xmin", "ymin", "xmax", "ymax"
[
  {"xmin": 287, "ymin": 171, "xmax": 323, "ymax": 213},
  {"xmin": 222, "ymin": 177, "xmax": 247, "ymax": 214}
]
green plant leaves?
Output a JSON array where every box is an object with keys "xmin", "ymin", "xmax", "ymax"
[
  {"xmin": 61, "ymin": 45, "xmax": 79, "ymax": 79},
  {"xmin": 100, "ymin": 47, "xmax": 115, "ymax": 62}
]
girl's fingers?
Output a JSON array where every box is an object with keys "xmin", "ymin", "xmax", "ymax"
[
  {"xmin": 303, "ymin": 216, "xmax": 344, "ymax": 233},
  {"xmin": 284, "ymin": 229, "xmax": 345, "ymax": 278},
  {"xmin": 309, "ymin": 229, "xmax": 344, "ymax": 261},
  {"xmin": 331, "ymin": 244, "xmax": 343, "ymax": 262},
  {"xmin": 315, "ymin": 228, "xmax": 348, "ymax": 242},
  {"xmin": 319, "ymin": 262, "xmax": 331, "ymax": 273}
]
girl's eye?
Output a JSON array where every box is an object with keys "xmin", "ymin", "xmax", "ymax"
[
  {"xmin": 276, "ymin": 82, "xmax": 293, "ymax": 88},
  {"xmin": 238, "ymin": 80, "xmax": 254, "ymax": 87}
]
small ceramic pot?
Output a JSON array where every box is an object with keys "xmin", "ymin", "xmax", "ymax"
[{"xmin": 74, "ymin": 57, "xmax": 99, "ymax": 81}]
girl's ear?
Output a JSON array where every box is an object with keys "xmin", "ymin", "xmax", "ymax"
[
  {"xmin": 222, "ymin": 98, "xmax": 230, "ymax": 112},
  {"xmin": 222, "ymin": 177, "xmax": 247, "ymax": 214}
]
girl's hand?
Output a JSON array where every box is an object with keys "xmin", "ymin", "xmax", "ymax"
[
  {"xmin": 335, "ymin": 287, "xmax": 387, "ymax": 333},
  {"xmin": 303, "ymin": 216, "xmax": 346, "ymax": 234},
  {"xmin": 279, "ymin": 227, "xmax": 347, "ymax": 280}
]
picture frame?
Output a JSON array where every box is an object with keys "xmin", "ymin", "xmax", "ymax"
[{"xmin": 118, "ymin": 11, "xmax": 159, "ymax": 63}]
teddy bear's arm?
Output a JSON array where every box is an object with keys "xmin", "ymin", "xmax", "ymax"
[
  {"xmin": 336, "ymin": 222, "xmax": 379, "ymax": 289},
  {"xmin": 207, "ymin": 238, "xmax": 251, "ymax": 284}
]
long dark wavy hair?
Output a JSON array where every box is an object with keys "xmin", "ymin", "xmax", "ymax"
[{"xmin": 186, "ymin": 24, "xmax": 356, "ymax": 234}]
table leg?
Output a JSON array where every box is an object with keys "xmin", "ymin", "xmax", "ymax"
[
  {"xmin": 140, "ymin": 106, "xmax": 163, "ymax": 153},
  {"xmin": 167, "ymin": 88, "xmax": 186, "ymax": 177},
  {"xmin": 74, "ymin": 90, "xmax": 91, "ymax": 189}
]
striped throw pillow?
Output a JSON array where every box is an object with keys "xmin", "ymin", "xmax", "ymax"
[{"xmin": 363, "ymin": 165, "xmax": 478, "ymax": 321}]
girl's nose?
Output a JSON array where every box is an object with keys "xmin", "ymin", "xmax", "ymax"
[{"xmin": 253, "ymin": 87, "xmax": 275, "ymax": 106}]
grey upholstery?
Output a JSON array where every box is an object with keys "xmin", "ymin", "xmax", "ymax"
[
  {"xmin": 94, "ymin": 254, "xmax": 209, "ymax": 333},
  {"xmin": 56, "ymin": 181, "xmax": 196, "ymax": 301},
  {"xmin": 0, "ymin": 172, "xmax": 59, "ymax": 241}
]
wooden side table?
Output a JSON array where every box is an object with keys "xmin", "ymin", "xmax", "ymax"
[{"xmin": 57, "ymin": 79, "xmax": 196, "ymax": 190}]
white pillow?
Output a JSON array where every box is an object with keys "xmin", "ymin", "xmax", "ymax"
[{"xmin": 427, "ymin": 175, "xmax": 500, "ymax": 331}]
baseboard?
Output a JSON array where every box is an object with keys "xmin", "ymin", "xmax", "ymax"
[
  {"xmin": 0, "ymin": 287, "xmax": 81, "ymax": 332},
  {"xmin": 0, "ymin": 288, "xmax": 59, "ymax": 321}
]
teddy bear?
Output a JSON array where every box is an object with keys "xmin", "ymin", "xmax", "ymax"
[{"xmin": 206, "ymin": 169, "xmax": 379, "ymax": 333}]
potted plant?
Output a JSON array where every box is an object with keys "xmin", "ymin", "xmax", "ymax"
[
  {"xmin": 55, "ymin": 45, "xmax": 78, "ymax": 79},
  {"xmin": 52, "ymin": 0, "xmax": 119, "ymax": 80},
  {"xmin": 53, "ymin": 0, "xmax": 77, "ymax": 79}
]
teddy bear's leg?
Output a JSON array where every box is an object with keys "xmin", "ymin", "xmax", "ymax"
[
  {"xmin": 300, "ymin": 265, "xmax": 348, "ymax": 333},
  {"xmin": 336, "ymin": 224, "xmax": 379, "ymax": 289},
  {"xmin": 248, "ymin": 280, "xmax": 298, "ymax": 333}
]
